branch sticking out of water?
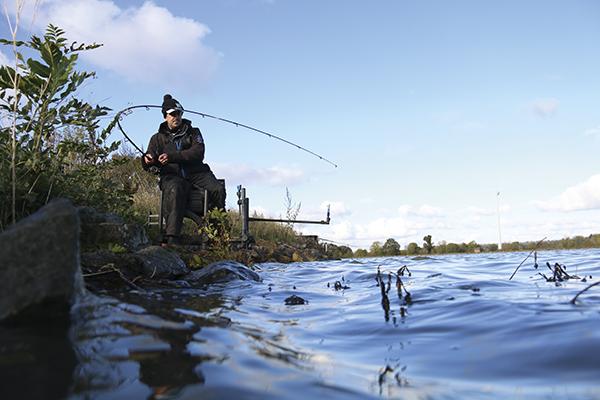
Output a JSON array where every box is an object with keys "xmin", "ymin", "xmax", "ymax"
[
  {"xmin": 538, "ymin": 262, "xmax": 580, "ymax": 284},
  {"xmin": 509, "ymin": 237, "xmax": 547, "ymax": 280},
  {"xmin": 570, "ymin": 280, "xmax": 600, "ymax": 304}
]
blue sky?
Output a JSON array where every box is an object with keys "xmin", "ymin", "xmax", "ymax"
[{"xmin": 3, "ymin": 0, "xmax": 600, "ymax": 249}]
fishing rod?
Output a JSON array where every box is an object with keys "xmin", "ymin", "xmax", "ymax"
[{"xmin": 113, "ymin": 104, "xmax": 338, "ymax": 168}]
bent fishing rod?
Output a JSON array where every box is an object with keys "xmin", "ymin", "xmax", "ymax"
[{"xmin": 113, "ymin": 104, "xmax": 338, "ymax": 168}]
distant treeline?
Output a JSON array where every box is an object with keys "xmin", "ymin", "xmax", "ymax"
[{"xmin": 322, "ymin": 234, "xmax": 600, "ymax": 259}]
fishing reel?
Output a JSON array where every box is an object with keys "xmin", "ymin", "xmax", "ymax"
[{"xmin": 148, "ymin": 166, "xmax": 160, "ymax": 175}]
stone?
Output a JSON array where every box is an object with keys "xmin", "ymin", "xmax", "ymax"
[
  {"xmin": 78, "ymin": 206, "xmax": 148, "ymax": 250},
  {"xmin": 284, "ymin": 295, "xmax": 307, "ymax": 305},
  {"xmin": 0, "ymin": 199, "xmax": 83, "ymax": 321},
  {"xmin": 134, "ymin": 246, "xmax": 189, "ymax": 279},
  {"xmin": 186, "ymin": 261, "xmax": 261, "ymax": 284}
]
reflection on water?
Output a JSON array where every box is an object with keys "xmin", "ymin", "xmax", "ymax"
[
  {"xmin": 6, "ymin": 249, "xmax": 600, "ymax": 399},
  {"xmin": 0, "ymin": 303, "xmax": 76, "ymax": 400}
]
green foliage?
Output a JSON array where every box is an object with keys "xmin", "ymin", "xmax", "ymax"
[
  {"xmin": 406, "ymin": 242, "xmax": 420, "ymax": 255},
  {"xmin": 229, "ymin": 209, "xmax": 301, "ymax": 245},
  {"xmin": 0, "ymin": 25, "xmax": 125, "ymax": 227},
  {"xmin": 108, "ymin": 243, "xmax": 127, "ymax": 254},
  {"xmin": 325, "ymin": 243, "xmax": 353, "ymax": 259},
  {"xmin": 381, "ymin": 238, "xmax": 401, "ymax": 256},
  {"xmin": 354, "ymin": 248, "xmax": 368, "ymax": 258},
  {"xmin": 369, "ymin": 241, "xmax": 383, "ymax": 256},
  {"xmin": 198, "ymin": 208, "xmax": 232, "ymax": 258},
  {"xmin": 423, "ymin": 235, "xmax": 433, "ymax": 254},
  {"xmin": 106, "ymin": 150, "xmax": 161, "ymax": 222}
]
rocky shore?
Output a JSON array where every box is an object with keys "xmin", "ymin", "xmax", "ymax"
[{"xmin": 0, "ymin": 199, "xmax": 331, "ymax": 320}]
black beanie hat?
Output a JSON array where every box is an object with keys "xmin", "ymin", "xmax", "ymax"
[{"xmin": 161, "ymin": 94, "xmax": 183, "ymax": 117}]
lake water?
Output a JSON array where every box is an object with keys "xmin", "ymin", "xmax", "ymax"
[{"xmin": 6, "ymin": 249, "xmax": 600, "ymax": 399}]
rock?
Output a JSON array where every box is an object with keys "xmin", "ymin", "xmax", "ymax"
[
  {"xmin": 78, "ymin": 207, "xmax": 148, "ymax": 250},
  {"xmin": 292, "ymin": 252, "xmax": 303, "ymax": 262},
  {"xmin": 134, "ymin": 246, "xmax": 189, "ymax": 279},
  {"xmin": 304, "ymin": 248, "xmax": 324, "ymax": 261},
  {"xmin": 81, "ymin": 250, "xmax": 141, "ymax": 272},
  {"xmin": 0, "ymin": 199, "xmax": 83, "ymax": 321},
  {"xmin": 186, "ymin": 261, "xmax": 261, "ymax": 284},
  {"xmin": 284, "ymin": 295, "xmax": 307, "ymax": 305}
]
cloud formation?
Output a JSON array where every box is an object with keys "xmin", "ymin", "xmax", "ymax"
[
  {"xmin": 584, "ymin": 125, "xmax": 600, "ymax": 138},
  {"xmin": 530, "ymin": 97, "xmax": 559, "ymax": 118},
  {"xmin": 466, "ymin": 205, "xmax": 510, "ymax": 216},
  {"xmin": 534, "ymin": 174, "xmax": 600, "ymax": 212},
  {"xmin": 25, "ymin": 0, "xmax": 220, "ymax": 85},
  {"xmin": 213, "ymin": 163, "xmax": 305, "ymax": 186},
  {"xmin": 398, "ymin": 204, "xmax": 443, "ymax": 217},
  {"xmin": 320, "ymin": 201, "xmax": 351, "ymax": 217}
]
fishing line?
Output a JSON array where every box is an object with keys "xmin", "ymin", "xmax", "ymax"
[{"xmin": 113, "ymin": 104, "xmax": 338, "ymax": 168}]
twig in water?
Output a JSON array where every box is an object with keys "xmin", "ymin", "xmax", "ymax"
[
  {"xmin": 82, "ymin": 269, "xmax": 118, "ymax": 278},
  {"xmin": 509, "ymin": 237, "xmax": 547, "ymax": 280},
  {"xmin": 83, "ymin": 265, "xmax": 145, "ymax": 291},
  {"xmin": 570, "ymin": 281, "xmax": 600, "ymax": 304}
]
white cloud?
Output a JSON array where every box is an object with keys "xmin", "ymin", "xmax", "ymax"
[
  {"xmin": 530, "ymin": 98, "xmax": 559, "ymax": 118},
  {"xmin": 584, "ymin": 125, "xmax": 600, "ymax": 138},
  {"xmin": 213, "ymin": 163, "xmax": 305, "ymax": 186},
  {"xmin": 534, "ymin": 174, "xmax": 600, "ymax": 212},
  {"xmin": 466, "ymin": 205, "xmax": 510, "ymax": 216},
  {"xmin": 398, "ymin": 204, "xmax": 443, "ymax": 217},
  {"xmin": 23, "ymin": 0, "xmax": 220, "ymax": 85},
  {"xmin": 320, "ymin": 201, "xmax": 351, "ymax": 217}
]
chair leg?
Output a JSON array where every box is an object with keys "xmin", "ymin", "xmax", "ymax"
[
  {"xmin": 203, "ymin": 189, "xmax": 208, "ymax": 216},
  {"xmin": 159, "ymin": 189, "xmax": 164, "ymax": 238}
]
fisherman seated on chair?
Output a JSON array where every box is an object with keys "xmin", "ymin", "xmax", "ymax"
[{"xmin": 142, "ymin": 94, "xmax": 226, "ymax": 245}]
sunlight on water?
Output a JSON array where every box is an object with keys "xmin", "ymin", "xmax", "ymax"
[{"xmin": 65, "ymin": 249, "xmax": 600, "ymax": 399}]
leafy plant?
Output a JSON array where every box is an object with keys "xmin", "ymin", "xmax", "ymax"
[
  {"xmin": 0, "ymin": 24, "xmax": 126, "ymax": 228},
  {"xmin": 198, "ymin": 208, "xmax": 232, "ymax": 258}
]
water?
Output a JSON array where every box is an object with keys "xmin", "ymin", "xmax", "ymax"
[{"xmin": 5, "ymin": 249, "xmax": 600, "ymax": 399}]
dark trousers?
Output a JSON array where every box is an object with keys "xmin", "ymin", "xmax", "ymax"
[{"xmin": 160, "ymin": 172, "xmax": 226, "ymax": 237}]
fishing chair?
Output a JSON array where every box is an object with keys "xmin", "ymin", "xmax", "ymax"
[{"xmin": 148, "ymin": 179, "xmax": 225, "ymax": 240}]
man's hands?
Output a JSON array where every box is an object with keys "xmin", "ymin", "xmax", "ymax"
[
  {"xmin": 158, "ymin": 154, "xmax": 169, "ymax": 164},
  {"xmin": 144, "ymin": 153, "xmax": 169, "ymax": 165}
]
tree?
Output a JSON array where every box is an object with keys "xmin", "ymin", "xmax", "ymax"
[
  {"xmin": 325, "ymin": 244, "xmax": 353, "ymax": 259},
  {"xmin": 354, "ymin": 248, "xmax": 368, "ymax": 258},
  {"xmin": 369, "ymin": 241, "xmax": 383, "ymax": 256},
  {"xmin": 423, "ymin": 235, "xmax": 433, "ymax": 254},
  {"xmin": 381, "ymin": 238, "xmax": 401, "ymax": 256},
  {"xmin": 446, "ymin": 243, "xmax": 460, "ymax": 253},
  {"xmin": 406, "ymin": 242, "xmax": 420, "ymax": 255}
]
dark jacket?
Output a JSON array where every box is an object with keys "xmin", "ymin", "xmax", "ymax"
[{"xmin": 142, "ymin": 119, "xmax": 211, "ymax": 176}]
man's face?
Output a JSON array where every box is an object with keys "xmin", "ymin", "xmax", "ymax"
[{"xmin": 165, "ymin": 110, "xmax": 182, "ymax": 130}]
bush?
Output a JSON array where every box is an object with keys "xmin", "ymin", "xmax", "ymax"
[{"xmin": 0, "ymin": 25, "xmax": 127, "ymax": 228}]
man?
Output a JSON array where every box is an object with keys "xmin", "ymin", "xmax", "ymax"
[{"xmin": 142, "ymin": 94, "xmax": 225, "ymax": 244}]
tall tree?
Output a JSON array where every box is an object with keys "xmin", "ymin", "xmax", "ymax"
[
  {"xmin": 382, "ymin": 238, "xmax": 401, "ymax": 256},
  {"xmin": 423, "ymin": 235, "xmax": 433, "ymax": 254}
]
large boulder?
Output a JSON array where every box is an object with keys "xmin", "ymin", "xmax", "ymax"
[
  {"xmin": 134, "ymin": 246, "xmax": 190, "ymax": 279},
  {"xmin": 186, "ymin": 261, "xmax": 261, "ymax": 284},
  {"xmin": 78, "ymin": 206, "xmax": 148, "ymax": 250},
  {"xmin": 0, "ymin": 199, "xmax": 83, "ymax": 320}
]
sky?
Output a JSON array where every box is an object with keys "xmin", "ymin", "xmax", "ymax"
[{"xmin": 2, "ymin": 0, "xmax": 600, "ymax": 249}]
